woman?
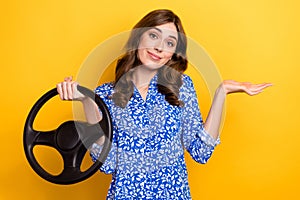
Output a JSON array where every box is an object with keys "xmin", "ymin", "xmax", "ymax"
[{"xmin": 57, "ymin": 9, "xmax": 271, "ymax": 199}]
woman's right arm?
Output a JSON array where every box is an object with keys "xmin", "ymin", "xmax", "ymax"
[
  {"xmin": 57, "ymin": 77, "xmax": 117, "ymax": 173},
  {"xmin": 56, "ymin": 76, "xmax": 104, "ymax": 144}
]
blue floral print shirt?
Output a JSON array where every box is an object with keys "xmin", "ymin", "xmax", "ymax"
[{"xmin": 90, "ymin": 74, "xmax": 220, "ymax": 200}]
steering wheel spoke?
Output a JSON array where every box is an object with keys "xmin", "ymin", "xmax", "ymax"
[
  {"xmin": 34, "ymin": 130, "xmax": 56, "ymax": 147},
  {"xmin": 61, "ymin": 151, "xmax": 78, "ymax": 168}
]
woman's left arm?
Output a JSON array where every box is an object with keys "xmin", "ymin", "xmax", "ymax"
[{"xmin": 204, "ymin": 80, "xmax": 272, "ymax": 139}]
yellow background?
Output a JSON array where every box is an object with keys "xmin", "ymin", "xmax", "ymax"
[{"xmin": 1, "ymin": 0, "xmax": 299, "ymax": 199}]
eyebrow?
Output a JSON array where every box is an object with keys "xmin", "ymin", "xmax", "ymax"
[{"xmin": 152, "ymin": 27, "xmax": 178, "ymax": 41}]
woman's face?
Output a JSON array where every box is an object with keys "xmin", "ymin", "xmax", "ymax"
[{"xmin": 137, "ymin": 23, "xmax": 178, "ymax": 70}]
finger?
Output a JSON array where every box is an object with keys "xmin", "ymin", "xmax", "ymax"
[
  {"xmin": 251, "ymin": 90, "xmax": 263, "ymax": 95},
  {"xmin": 252, "ymin": 83, "xmax": 272, "ymax": 91},
  {"xmin": 261, "ymin": 83, "xmax": 273, "ymax": 88},
  {"xmin": 62, "ymin": 81, "xmax": 68, "ymax": 100},
  {"xmin": 258, "ymin": 85, "xmax": 272, "ymax": 91},
  {"xmin": 246, "ymin": 90, "xmax": 262, "ymax": 96},
  {"xmin": 64, "ymin": 76, "xmax": 73, "ymax": 82},
  {"xmin": 72, "ymin": 82, "xmax": 80, "ymax": 97},
  {"xmin": 56, "ymin": 83, "xmax": 64, "ymax": 100},
  {"xmin": 72, "ymin": 82, "xmax": 80, "ymax": 100},
  {"xmin": 250, "ymin": 84, "xmax": 271, "ymax": 94},
  {"xmin": 253, "ymin": 83, "xmax": 272, "ymax": 93},
  {"xmin": 255, "ymin": 83, "xmax": 273, "ymax": 87},
  {"xmin": 249, "ymin": 86, "xmax": 264, "ymax": 92},
  {"xmin": 67, "ymin": 81, "xmax": 73, "ymax": 99}
]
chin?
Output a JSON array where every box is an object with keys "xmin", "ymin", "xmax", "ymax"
[{"xmin": 142, "ymin": 62, "xmax": 165, "ymax": 70}]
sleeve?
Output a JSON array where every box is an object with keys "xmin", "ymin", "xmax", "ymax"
[
  {"xmin": 180, "ymin": 75, "xmax": 220, "ymax": 164},
  {"xmin": 89, "ymin": 83, "xmax": 118, "ymax": 174},
  {"xmin": 90, "ymin": 131, "xmax": 118, "ymax": 174}
]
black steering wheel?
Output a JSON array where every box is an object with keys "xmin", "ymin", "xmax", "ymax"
[{"xmin": 23, "ymin": 86, "xmax": 112, "ymax": 185}]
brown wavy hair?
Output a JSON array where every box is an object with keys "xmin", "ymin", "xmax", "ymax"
[{"xmin": 112, "ymin": 9, "xmax": 188, "ymax": 108}]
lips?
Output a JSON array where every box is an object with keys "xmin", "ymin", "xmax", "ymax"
[{"xmin": 147, "ymin": 51, "xmax": 161, "ymax": 61}]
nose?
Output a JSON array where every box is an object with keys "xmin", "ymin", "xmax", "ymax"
[{"xmin": 154, "ymin": 40, "xmax": 164, "ymax": 52}]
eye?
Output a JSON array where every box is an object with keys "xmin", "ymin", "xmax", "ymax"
[
  {"xmin": 167, "ymin": 41, "xmax": 175, "ymax": 47},
  {"xmin": 166, "ymin": 40, "xmax": 176, "ymax": 48},
  {"xmin": 149, "ymin": 32, "xmax": 158, "ymax": 39}
]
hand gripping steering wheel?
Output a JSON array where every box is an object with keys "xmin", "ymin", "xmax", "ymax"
[{"xmin": 23, "ymin": 86, "xmax": 112, "ymax": 185}]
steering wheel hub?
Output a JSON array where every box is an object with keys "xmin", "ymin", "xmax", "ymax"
[{"xmin": 56, "ymin": 121, "xmax": 80, "ymax": 151}]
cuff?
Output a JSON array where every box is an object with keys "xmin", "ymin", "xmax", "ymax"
[
  {"xmin": 197, "ymin": 129, "xmax": 221, "ymax": 147},
  {"xmin": 89, "ymin": 143, "xmax": 104, "ymax": 162}
]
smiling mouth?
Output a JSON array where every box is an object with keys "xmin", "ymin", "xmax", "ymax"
[{"xmin": 147, "ymin": 51, "xmax": 161, "ymax": 61}]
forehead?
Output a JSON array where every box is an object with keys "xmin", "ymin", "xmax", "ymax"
[{"xmin": 151, "ymin": 23, "xmax": 178, "ymax": 39}]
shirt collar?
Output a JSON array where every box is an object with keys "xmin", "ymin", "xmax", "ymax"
[{"xmin": 132, "ymin": 73, "xmax": 159, "ymax": 103}]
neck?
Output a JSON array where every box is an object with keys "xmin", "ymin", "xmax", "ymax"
[{"xmin": 132, "ymin": 66, "xmax": 158, "ymax": 88}]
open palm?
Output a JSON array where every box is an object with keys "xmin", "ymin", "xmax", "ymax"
[{"xmin": 222, "ymin": 80, "xmax": 272, "ymax": 96}]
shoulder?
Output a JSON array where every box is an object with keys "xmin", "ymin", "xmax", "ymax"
[
  {"xmin": 181, "ymin": 74, "xmax": 195, "ymax": 91},
  {"xmin": 180, "ymin": 74, "xmax": 197, "ymax": 101},
  {"xmin": 94, "ymin": 82, "xmax": 114, "ymax": 99}
]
